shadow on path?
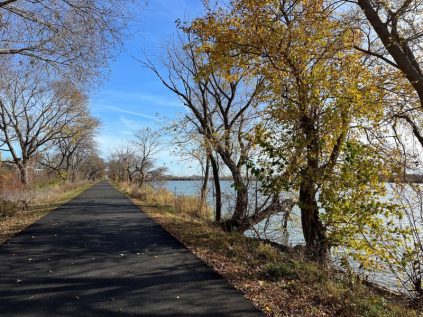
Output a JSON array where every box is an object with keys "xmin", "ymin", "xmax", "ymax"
[{"xmin": 0, "ymin": 181, "xmax": 262, "ymax": 317}]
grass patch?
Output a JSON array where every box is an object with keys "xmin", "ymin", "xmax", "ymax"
[
  {"xmin": 118, "ymin": 182, "xmax": 420, "ymax": 317},
  {"xmin": 265, "ymin": 261, "xmax": 299, "ymax": 281},
  {"xmin": 0, "ymin": 181, "xmax": 93, "ymax": 244}
]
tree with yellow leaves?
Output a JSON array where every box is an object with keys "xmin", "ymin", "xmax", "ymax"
[{"xmin": 189, "ymin": 0, "xmax": 403, "ymax": 263}]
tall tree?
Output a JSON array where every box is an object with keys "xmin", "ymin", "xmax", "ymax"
[
  {"xmin": 0, "ymin": 65, "xmax": 88, "ymax": 185},
  {"xmin": 107, "ymin": 129, "xmax": 167, "ymax": 187},
  {"xmin": 189, "ymin": 0, "xmax": 400, "ymax": 262},
  {"xmin": 42, "ymin": 112, "xmax": 99, "ymax": 181},
  {"xmin": 146, "ymin": 32, "xmax": 295, "ymax": 231},
  {"xmin": 167, "ymin": 119, "xmax": 214, "ymax": 217},
  {"xmin": 132, "ymin": 128, "xmax": 164, "ymax": 188}
]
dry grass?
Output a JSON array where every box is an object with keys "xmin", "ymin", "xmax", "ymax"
[
  {"xmin": 118, "ymin": 182, "xmax": 421, "ymax": 317},
  {"xmin": 0, "ymin": 181, "xmax": 93, "ymax": 244},
  {"xmin": 119, "ymin": 182, "xmax": 212, "ymax": 220}
]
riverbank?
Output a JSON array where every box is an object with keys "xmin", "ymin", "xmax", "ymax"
[
  {"xmin": 118, "ymin": 183, "xmax": 419, "ymax": 317},
  {"xmin": 0, "ymin": 181, "xmax": 94, "ymax": 244}
]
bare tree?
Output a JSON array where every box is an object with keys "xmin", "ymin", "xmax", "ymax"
[
  {"xmin": 145, "ymin": 32, "xmax": 295, "ymax": 231},
  {"xmin": 107, "ymin": 129, "xmax": 167, "ymax": 187},
  {"xmin": 41, "ymin": 112, "xmax": 100, "ymax": 181},
  {"xmin": 80, "ymin": 151, "xmax": 106, "ymax": 182},
  {"xmin": 168, "ymin": 117, "xmax": 214, "ymax": 217},
  {"xmin": 0, "ymin": 65, "xmax": 88, "ymax": 185},
  {"xmin": 0, "ymin": 0, "xmax": 134, "ymax": 81},
  {"xmin": 108, "ymin": 148, "xmax": 130, "ymax": 183},
  {"xmin": 132, "ymin": 128, "xmax": 164, "ymax": 188}
]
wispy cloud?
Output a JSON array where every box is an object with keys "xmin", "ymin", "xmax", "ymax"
[
  {"xmin": 95, "ymin": 90, "xmax": 184, "ymax": 109},
  {"xmin": 107, "ymin": 106, "xmax": 158, "ymax": 121}
]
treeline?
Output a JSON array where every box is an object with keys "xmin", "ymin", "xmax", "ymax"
[
  {"xmin": 0, "ymin": 1, "xmax": 132, "ymax": 186},
  {"xmin": 143, "ymin": 0, "xmax": 423, "ymax": 301},
  {"xmin": 108, "ymin": 128, "xmax": 168, "ymax": 186}
]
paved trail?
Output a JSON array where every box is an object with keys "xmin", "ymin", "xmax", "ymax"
[{"xmin": 0, "ymin": 181, "xmax": 262, "ymax": 317}]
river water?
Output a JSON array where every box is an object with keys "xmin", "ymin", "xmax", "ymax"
[{"xmin": 158, "ymin": 180, "xmax": 415, "ymax": 293}]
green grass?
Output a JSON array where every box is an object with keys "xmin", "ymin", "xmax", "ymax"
[{"xmin": 265, "ymin": 261, "xmax": 299, "ymax": 280}]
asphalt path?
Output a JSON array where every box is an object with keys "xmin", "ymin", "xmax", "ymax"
[{"xmin": 0, "ymin": 181, "xmax": 263, "ymax": 316}]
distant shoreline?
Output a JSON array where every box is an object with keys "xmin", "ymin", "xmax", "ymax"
[
  {"xmin": 161, "ymin": 176, "xmax": 234, "ymax": 181},
  {"xmin": 162, "ymin": 174, "xmax": 423, "ymax": 183}
]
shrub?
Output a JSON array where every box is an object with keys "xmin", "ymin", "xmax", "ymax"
[{"xmin": 257, "ymin": 242, "xmax": 281, "ymax": 262}]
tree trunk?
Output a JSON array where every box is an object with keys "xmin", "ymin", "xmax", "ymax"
[
  {"xmin": 199, "ymin": 156, "xmax": 210, "ymax": 216},
  {"xmin": 412, "ymin": 276, "xmax": 422, "ymax": 306},
  {"xmin": 209, "ymin": 154, "xmax": 222, "ymax": 222},
  {"xmin": 19, "ymin": 163, "xmax": 29, "ymax": 186},
  {"xmin": 299, "ymin": 178, "xmax": 328, "ymax": 264},
  {"xmin": 218, "ymin": 153, "xmax": 249, "ymax": 231},
  {"xmin": 237, "ymin": 197, "xmax": 295, "ymax": 233},
  {"xmin": 70, "ymin": 168, "xmax": 76, "ymax": 183},
  {"xmin": 138, "ymin": 170, "xmax": 146, "ymax": 188},
  {"xmin": 225, "ymin": 172, "xmax": 248, "ymax": 231},
  {"xmin": 357, "ymin": 0, "xmax": 423, "ymax": 105},
  {"xmin": 298, "ymin": 114, "xmax": 329, "ymax": 264}
]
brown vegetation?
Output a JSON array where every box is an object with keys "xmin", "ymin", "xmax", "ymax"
[
  {"xmin": 0, "ymin": 180, "xmax": 93, "ymax": 244},
  {"xmin": 119, "ymin": 183, "xmax": 420, "ymax": 317}
]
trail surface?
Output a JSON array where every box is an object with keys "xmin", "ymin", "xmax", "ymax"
[{"xmin": 0, "ymin": 181, "xmax": 262, "ymax": 316}]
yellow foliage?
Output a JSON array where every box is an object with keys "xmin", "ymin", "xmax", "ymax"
[{"xmin": 189, "ymin": 0, "xmax": 407, "ymax": 272}]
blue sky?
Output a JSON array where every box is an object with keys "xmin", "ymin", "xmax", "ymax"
[{"xmin": 90, "ymin": 0, "xmax": 205, "ymax": 175}]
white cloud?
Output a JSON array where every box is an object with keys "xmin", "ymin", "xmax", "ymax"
[
  {"xmin": 107, "ymin": 106, "xmax": 158, "ymax": 121},
  {"xmin": 94, "ymin": 90, "xmax": 184, "ymax": 109}
]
